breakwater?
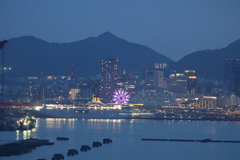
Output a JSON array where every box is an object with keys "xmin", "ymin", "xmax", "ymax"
[
  {"xmin": 141, "ymin": 138, "xmax": 240, "ymax": 143},
  {"xmin": 0, "ymin": 137, "xmax": 112, "ymax": 159},
  {"xmin": 0, "ymin": 138, "xmax": 54, "ymax": 156}
]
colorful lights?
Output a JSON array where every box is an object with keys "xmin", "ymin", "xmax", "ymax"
[{"xmin": 112, "ymin": 89, "xmax": 130, "ymax": 104}]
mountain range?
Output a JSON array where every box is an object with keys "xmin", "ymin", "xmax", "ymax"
[
  {"xmin": 174, "ymin": 39, "xmax": 240, "ymax": 80},
  {"xmin": 3, "ymin": 32, "xmax": 172, "ymax": 78},
  {"xmin": 2, "ymin": 32, "xmax": 240, "ymax": 80}
]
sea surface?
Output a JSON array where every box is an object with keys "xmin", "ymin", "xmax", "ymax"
[{"xmin": 1, "ymin": 118, "xmax": 240, "ymax": 160}]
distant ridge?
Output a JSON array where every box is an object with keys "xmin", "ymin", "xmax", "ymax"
[
  {"xmin": 173, "ymin": 39, "xmax": 240, "ymax": 80},
  {"xmin": 4, "ymin": 32, "xmax": 173, "ymax": 78},
  {"xmin": 3, "ymin": 32, "xmax": 240, "ymax": 80}
]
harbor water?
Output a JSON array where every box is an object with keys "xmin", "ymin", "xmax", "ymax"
[{"xmin": 1, "ymin": 118, "xmax": 240, "ymax": 160}]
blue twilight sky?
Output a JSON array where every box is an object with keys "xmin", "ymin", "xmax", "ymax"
[{"xmin": 1, "ymin": 0, "xmax": 240, "ymax": 61}]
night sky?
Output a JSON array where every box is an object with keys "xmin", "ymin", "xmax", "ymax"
[{"xmin": 1, "ymin": 0, "xmax": 240, "ymax": 61}]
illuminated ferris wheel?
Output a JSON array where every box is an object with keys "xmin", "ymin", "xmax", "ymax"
[{"xmin": 112, "ymin": 89, "xmax": 130, "ymax": 104}]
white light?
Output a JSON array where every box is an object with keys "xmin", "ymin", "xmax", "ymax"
[{"xmin": 35, "ymin": 106, "xmax": 43, "ymax": 111}]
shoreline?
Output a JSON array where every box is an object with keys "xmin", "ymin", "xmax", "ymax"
[{"xmin": 34, "ymin": 116, "xmax": 240, "ymax": 122}]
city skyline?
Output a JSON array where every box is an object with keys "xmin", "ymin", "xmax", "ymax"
[
  {"xmin": 1, "ymin": 1, "xmax": 240, "ymax": 61},
  {"xmin": 0, "ymin": 0, "xmax": 240, "ymax": 156}
]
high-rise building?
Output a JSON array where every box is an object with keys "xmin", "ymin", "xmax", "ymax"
[
  {"xmin": 168, "ymin": 73, "xmax": 187, "ymax": 93},
  {"xmin": 101, "ymin": 58, "xmax": 118, "ymax": 103},
  {"xmin": 224, "ymin": 59, "xmax": 240, "ymax": 96},
  {"xmin": 145, "ymin": 70, "xmax": 165, "ymax": 88},
  {"xmin": 185, "ymin": 70, "xmax": 197, "ymax": 94},
  {"xmin": 117, "ymin": 73, "xmax": 136, "ymax": 96},
  {"xmin": 168, "ymin": 70, "xmax": 197, "ymax": 94}
]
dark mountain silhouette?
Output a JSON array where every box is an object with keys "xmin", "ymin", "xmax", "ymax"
[
  {"xmin": 4, "ymin": 32, "xmax": 173, "ymax": 78},
  {"xmin": 3, "ymin": 32, "xmax": 240, "ymax": 80},
  {"xmin": 172, "ymin": 39, "xmax": 240, "ymax": 80}
]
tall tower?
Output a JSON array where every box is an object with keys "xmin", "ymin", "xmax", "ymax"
[
  {"xmin": 101, "ymin": 58, "xmax": 118, "ymax": 103},
  {"xmin": 224, "ymin": 59, "xmax": 240, "ymax": 96},
  {"xmin": 185, "ymin": 70, "xmax": 197, "ymax": 94}
]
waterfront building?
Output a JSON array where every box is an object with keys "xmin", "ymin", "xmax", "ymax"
[
  {"xmin": 174, "ymin": 93, "xmax": 202, "ymax": 103},
  {"xmin": 218, "ymin": 94, "xmax": 240, "ymax": 110},
  {"xmin": 101, "ymin": 58, "xmax": 118, "ymax": 103},
  {"xmin": 180, "ymin": 95, "xmax": 217, "ymax": 109},
  {"xmin": 129, "ymin": 88, "xmax": 176, "ymax": 106},
  {"xmin": 224, "ymin": 59, "xmax": 240, "ymax": 96}
]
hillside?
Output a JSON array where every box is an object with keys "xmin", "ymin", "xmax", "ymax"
[
  {"xmin": 172, "ymin": 39, "xmax": 240, "ymax": 80},
  {"xmin": 4, "ymin": 32, "xmax": 173, "ymax": 78},
  {"xmin": 3, "ymin": 33, "xmax": 240, "ymax": 80}
]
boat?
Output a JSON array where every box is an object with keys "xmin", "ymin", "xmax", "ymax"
[
  {"xmin": 0, "ymin": 116, "xmax": 36, "ymax": 131},
  {"xmin": 35, "ymin": 105, "xmax": 133, "ymax": 119},
  {"xmin": 16, "ymin": 116, "xmax": 36, "ymax": 131}
]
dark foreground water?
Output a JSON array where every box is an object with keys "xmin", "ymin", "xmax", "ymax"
[{"xmin": 1, "ymin": 118, "xmax": 240, "ymax": 160}]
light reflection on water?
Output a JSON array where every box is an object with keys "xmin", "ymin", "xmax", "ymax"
[
  {"xmin": 1, "ymin": 119, "xmax": 240, "ymax": 160},
  {"xmin": 44, "ymin": 118, "xmax": 124, "ymax": 130},
  {"xmin": 16, "ymin": 130, "xmax": 32, "ymax": 141},
  {"xmin": 45, "ymin": 118, "xmax": 77, "ymax": 129}
]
